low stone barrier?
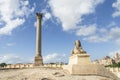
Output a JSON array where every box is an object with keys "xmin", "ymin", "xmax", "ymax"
[
  {"xmin": 106, "ymin": 67, "xmax": 120, "ymax": 72},
  {"xmin": 3, "ymin": 63, "xmax": 64, "ymax": 69},
  {"xmin": 4, "ymin": 63, "xmax": 33, "ymax": 69}
]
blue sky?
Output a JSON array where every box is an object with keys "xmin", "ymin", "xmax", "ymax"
[{"xmin": 0, "ymin": 0, "xmax": 120, "ymax": 64}]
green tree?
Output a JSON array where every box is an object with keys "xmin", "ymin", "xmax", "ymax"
[
  {"xmin": 117, "ymin": 62, "xmax": 120, "ymax": 67},
  {"xmin": 105, "ymin": 62, "xmax": 120, "ymax": 68},
  {"xmin": 0, "ymin": 63, "xmax": 7, "ymax": 68}
]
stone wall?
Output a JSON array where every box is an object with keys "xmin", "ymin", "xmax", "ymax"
[
  {"xmin": 106, "ymin": 67, "xmax": 120, "ymax": 72},
  {"xmin": 43, "ymin": 64, "xmax": 63, "ymax": 68},
  {"xmin": 3, "ymin": 63, "xmax": 63, "ymax": 69},
  {"xmin": 4, "ymin": 63, "xmax": 33, "ymax": 69}
]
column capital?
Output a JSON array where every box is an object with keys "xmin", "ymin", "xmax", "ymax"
[{"xmin": 36, "ymin": 13, "xmax": 42, "ymax": 19}]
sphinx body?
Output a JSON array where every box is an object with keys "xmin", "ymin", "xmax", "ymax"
[{"xmin": 71, "ymin": 40, "xmax": 86, "ymax": 55}]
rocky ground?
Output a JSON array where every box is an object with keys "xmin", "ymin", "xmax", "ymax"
[{"xmin": 0, "ymin": 68, "xmax": 120, "ymax": 80}]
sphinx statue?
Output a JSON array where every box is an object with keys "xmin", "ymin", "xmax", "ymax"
[{"xmin": 71, "ymin": 40, "xmax": 86, "ymax": 55}]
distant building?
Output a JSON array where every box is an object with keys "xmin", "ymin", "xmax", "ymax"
[
  {"xmin": 93, "ymin": 56, "xmax": 114, "ymax": 65},
  {"xmin": 93, "ymin": 53, "xmax": 120, "ymax": 65},
  {"xmin": 114, "ymin": 53, "xmax": 120, "ymax": 63}
]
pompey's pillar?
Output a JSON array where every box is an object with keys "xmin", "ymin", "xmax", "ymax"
[{"xmin": 34, "ymin": 13, "xmax": 43, "ymax": 66}]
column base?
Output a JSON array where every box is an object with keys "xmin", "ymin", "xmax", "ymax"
[{"xmin": 34, "ymin": 56, "xmax": 43, "ymax": 66}]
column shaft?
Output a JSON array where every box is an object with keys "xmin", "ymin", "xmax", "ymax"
[{"xmin": 36, "ymin": 13, "xmax": 42, "ymax": 56}]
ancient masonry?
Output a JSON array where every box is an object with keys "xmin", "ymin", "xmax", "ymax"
[
  {"xmin": 34, "ymin": 13, "xmax": 43, "ymax": 66},
  {"xmin": 63, "ymin": 40, "xmax": 119, "ymax": 80}
]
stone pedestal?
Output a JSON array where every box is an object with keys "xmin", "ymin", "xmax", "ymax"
[
  {"xmin": 34, "ymin": 56, "xmax": 43, "ymax": 66},
  {"xmin": 69, "ymin": 54, "xmax": 91, "ymax": 65}
]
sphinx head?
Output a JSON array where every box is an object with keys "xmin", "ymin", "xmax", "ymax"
[{"xmin": 75, "ymin": 40, "xmax": 81, "ymax": 48}]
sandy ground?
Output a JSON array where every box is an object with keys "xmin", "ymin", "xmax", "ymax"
[
  {"xmin": 113, "ymin": 72, "xmax": 120, "ymax": 78},
  {"xmin": 0, "ymin": 68, "xmax": 119, "ymax": 80}
]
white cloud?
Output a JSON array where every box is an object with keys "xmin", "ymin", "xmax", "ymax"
[
  {"xmin": 48, "ymin": 0, "xmax": 105, "ymax": 31},
  {"xmin": 43, "ymin": 12, "xmax": 52, "ymax": 26},
  {"xmin": 116, "ymin": 38, "xmax": 120, "ymax": 46},
  {"xmin": 0, "ymin": 54, "xmax": 33, "ymax": 64},
  {"xmin": 99, "ymin": 28, "xmax": 108, "ymax": 33},
  {"xmin": 83, "ymin": 35, "xmax": 109, "ymax": 43},
  {"xmin": 41, "ymin": 8, "xmax": 52, "ymax": 25},
  {"xmin": 6, "ymin": 43, "xmax": 14, "ymax": 47},
  {"xmin": 43, "ymin": 53, "xmax": 66, "ymax": 63},
  {"xmin": 0, "ymin": 0, "xmax": 35, "ymax": 35},
  {"xmin": 83, "ymin": 26, "xmax": 120, "ymax": 43},
  {"xmin": 44, "ymin": 12, "xmax": 51, "ymax": 20},
  {"xmin": 109, "ymin": 27, "xmax": 120, "ymax": 39},
  {"xmin": 109, "ymin": 27, "xmax": 120, "ymax": 45},
  {"xmin": 0, "ymin": 19, "xmax": 25, "ymax": 35},
  {"xmin": 34, "ymin": 21, "xmax": 37, "ymax": 27},
  {"xmin": 76, "ymin": 24, "xmax": 97, "ymax": 36},
  {"xmin": 108, "ymin": 50, "xmax": 120, "ymax": 58},
  {"xmin": 108, "ymin": 21, "xmax": 116, "ymax": 27},
  {"xmin": 112, "ymin": 0, "xmax": 120, "ymax": 17}
]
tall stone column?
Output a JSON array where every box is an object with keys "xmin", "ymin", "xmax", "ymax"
[{"xmin": 34, "ymin": 13, "xmax": 43, "ymax": 66}]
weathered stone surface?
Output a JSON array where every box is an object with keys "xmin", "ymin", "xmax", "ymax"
[
  {"xmin": 34, "ymin": 56, "xmax": 43, "ymax": 66},
  {"xmin": 69, "ymin": 54, "xmax": 91, "ymax": 65}
]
